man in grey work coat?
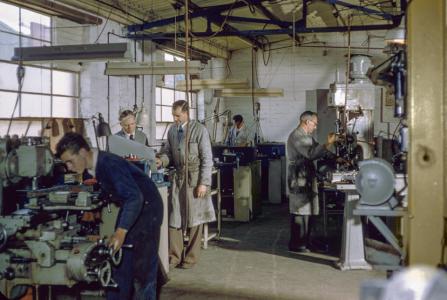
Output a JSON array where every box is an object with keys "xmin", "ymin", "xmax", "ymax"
[
  {"xmin": 225, "ymin": 114, "xmax": 252, "ymax": 146},
  {"xmin": 287, "ymin": 111, "xmax": 335, "ymax": 252},
  {"xmin": 115, "ymin": 109, "xmax": 149, "ymax": 146},
  {"xmin": 156, "ymin": 100, "xmax": 215, "ymax": 269}
]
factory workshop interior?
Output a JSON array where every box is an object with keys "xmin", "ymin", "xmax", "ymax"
[{"xmin": 0, "ymin": 0, "xmax": 446, "ymax": 299}]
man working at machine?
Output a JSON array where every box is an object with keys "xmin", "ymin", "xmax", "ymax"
[
  {"xmin": 115, "ymin": 109, "xmax": 149, "ymax": 146},
  {"xmin": 225, "ymin": 114, "xmax": 251, "ymax": 146},
  {"xmin": 56, "ymin": 132, "xmax": 163, "ymax": 300},
  {"xmin": 287, "ymin": 111, "xmax": 336, "ymax": 252}
]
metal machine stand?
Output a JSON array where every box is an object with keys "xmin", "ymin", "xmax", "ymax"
[
  {"xmin": 335, "ymin": 183, "xmax": 372, "ymax": 271},
  {"xmin": 354, "ymin": 206, "xmax": 407, "ymax": 269},
  {"xmin": 203, "ymin": 169, "xmax": 221, "ymax": 249}
]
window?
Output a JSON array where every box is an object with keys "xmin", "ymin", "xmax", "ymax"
[
  {"xmin": 155, "ymin": 52, "xmax": 197, "ymax": 140},
  {"xmin": 0, "ymin": 1, "xmax": 79, "ymax": 136},
  {"xmin": 0, "ymin": 1, "xmax": 51, "ymax": 61}
]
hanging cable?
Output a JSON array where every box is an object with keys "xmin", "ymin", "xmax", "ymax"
[
  {"xmin": 133, "ymin": 40, "xmax": 138, "ymax": 109},
  {"xmin": 7, "ymin": 11, "xmax": 25, "ymax": 136},
  {"xmin": 251, "ymin": 48, "xmax": 255, "ymax": 118},
  {"xmin": 93, "ymin": 9, "xmax": 112, "ymax": 43},
  {"xmin": 292, "ymin": 5, "xmax": 296, "ymax": 52},
  {"xmin": 183, "ymin": 0, "xmax": 191, "ymax": 263},
  {"xmin": 189, "ymin": 1, "xmax": 237, "ymax": 41},
  {"xmin": 7, "ymin": 65, "xmax": 25, "ymax": 136},
  {"xmin": 343, "ymin": 15, "xmax": 353, "ymax": 136},
  {"xmin": 106, "ymin": 32, "xmax": 111, "ymax": 123},
  {"xmin": 174, "ymin": 10, "xmax": 177, "ymax": 50},
  {"xmin": 142, "ymin": 40, "xmax": 145, "ymax": 107}
]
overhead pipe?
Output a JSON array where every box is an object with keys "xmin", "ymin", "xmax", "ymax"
[
  {"xmin": 127, "ymin": 23, "xmax": 400, "ymax": 40},
  {"xmin": 127, "ymin": 0, "xmax": 269, "ymax": 32}
]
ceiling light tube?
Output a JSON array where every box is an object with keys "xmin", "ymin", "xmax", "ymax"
[
  {"xmin": 105, "ymin": 61, "xmax": 203, "ymax": 76},
  {"xmin": 214, "ymin": 88, "xmax": 284, "ymax": 97},
  {"xmin": 175, "ymin": 79, "xmax": 250, "ymax": 91},
  {"xmin": 12, "ymin": 43, "xmax": 130, "ymax": 62}
]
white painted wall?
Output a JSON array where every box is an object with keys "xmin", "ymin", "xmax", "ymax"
[
  {"xmin": 201, "ymin": 58, "xmax": 229, "ymax": 143},
  {"xmin": 222, "ymin": 31, "xmax": 395, "ymax": 143},
  {"xmin": 52, "ymin": 16, "xmax": 159, "ymax": 148}
]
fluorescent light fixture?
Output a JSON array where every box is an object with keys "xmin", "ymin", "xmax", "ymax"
[
  {"xmin": 214, "ymin": 88, "xmax": 284, "ymax": 97},
  {"xmin": 12, "ymin": 43, "xmax": 130, "ymax": 62},
  {"xmin": 175, "ymin": 79, "xmax": 250, "ymax": 91},
  {"xmin": 385, "ymin": 17, "xmax": 405, "ymax": 45},
  {"xmin": 105, "ymin": 61, "xmax": 203, "ymax": 76}
]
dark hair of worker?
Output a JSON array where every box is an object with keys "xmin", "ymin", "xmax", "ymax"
[{"xmin": 56, "ymin": 132, "xmax": 90, "ymax": 158}]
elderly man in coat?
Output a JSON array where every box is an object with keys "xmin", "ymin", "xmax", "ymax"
[
  {"xmin": 115, "ymin": 109, "xmax": 149, "ymax": 146},
  {"xmin": 287, "ymin": 111, "xmax": 335, "ymax": 252},
  {"xmin": 156, "ymin": 100, "xmax": 215, "ymax": 269}
]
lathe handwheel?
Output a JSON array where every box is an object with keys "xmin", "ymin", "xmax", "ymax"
[{"xmin": 98, "ymin": 261, "xmax": 112, "ymax": 287}]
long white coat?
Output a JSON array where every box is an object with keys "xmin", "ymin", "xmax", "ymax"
[
  {"xmin": 225, "ymin": 125, "xmax": 251, "ymax": 146},
  {"xmin": 159, "ymin": 121, "xmax": 216, "ymax": 228}
]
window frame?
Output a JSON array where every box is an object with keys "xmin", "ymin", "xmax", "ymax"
[
  {"xmin": 155, "ymin": 52, "xmax": 198, "ymax": 141},
  {"xmin": 0, "ymin": 1, "xmax": 80, "ymax": 123}
]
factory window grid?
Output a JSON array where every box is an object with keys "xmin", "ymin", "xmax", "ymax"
[
  {"xmin": 0, "ymin": 1, "xmax": 80, "ymax": 136},
  {"xmin": 155, "ymin": 52, "xmax": 197, "ymax": 140}
]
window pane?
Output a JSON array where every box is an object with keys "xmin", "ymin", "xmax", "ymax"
[
  {"xmin": 156, "ymin": 123, "xmax": 170, "ymax": 140},
  {"xmin": 0, "ymin": 120, "xmax": 43, "ymax": 136},
  {"xmin": 175, "ymin": 91, "xmax": 185, "ymax": 101},
  {"xmin": 20, "ymin": 93, "xmax": 51, "ymax": 117},
  {"xmin": 52, "ymin": 96, "xmax": 78, "ymax": 118},
  {"xmin": 155, "ymin": 87, "xmax": 161, "ymax": 104},
  {"xmin": 161, "ymin": 88, "xmax": 174, "ymax": 106},
  {"xmin": 161, "ymin": 106, "xmax": 173, "ymax": 122},
  {"xmin": 0, "ymin": 2, "xmax": 19, "ymax": 33},
  {"xmin": 0, "ymin": 62, "xmax": 19, "ymax": 90},
  {"xmin": 190, "ymin": 108, "xmax": 197, "ymax": 120},
  {"xmin": 175, "ymin": 74, "xmax": 185, "ymax": 82},
  {"xmin": 0, "ymin": 91, "xmax": 19, "ymax": 118},
  {"xmin": 0, "ymin": 32, "xmax": 18, "ymax": 61},
  {"xmin": 164, "ymin": 53, "xmax": 174, "ymax": 61},
  {"xmin": 53, "ymin": 70, "xmax": 78, "ymax": 96},
  {"xmin": 26, "ymin": 121, "xmax": 42, "ymax": 136},
  {"xmin": 155, "ymin": 105, "xmax": 161, "ymax": 122},
  {"xmin": 20, "ymin": 7, "xmax": 51, "ymax": 41},
  {"xmin": 0, "ymin": 33, "xmax": 50, "ymax": 61},
  {"xmin": 22, "ymin": 65, "xmax": 51, "ymax": 94},
  {"xmin": 0, "ymin": 120, "xmax": 30, "ymax": 136},
  {"xmin": 164, "ymin": 75, "xmax": 175, "ymax": 88}
]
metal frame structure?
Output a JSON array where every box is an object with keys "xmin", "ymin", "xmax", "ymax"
[{"xmin": 127, "ymin": 0, "xmax": 407, "ymax": 45}]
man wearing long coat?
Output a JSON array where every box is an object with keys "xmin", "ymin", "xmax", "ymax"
[
  {"xmin": 157, "ymin": 100, "xmax": 215, "ymax": 269},
  {"xmin": 287, "ymin": 111, "xmax": 335, "ymax": 252}
]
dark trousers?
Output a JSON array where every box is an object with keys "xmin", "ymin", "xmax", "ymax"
[
  {"xmin": 107, "ymin": 225, "xmax": 160, "ymax": 300},
  {"xmin": 289, "ymin": 214, "xmax": 312, "ymax": 250}
]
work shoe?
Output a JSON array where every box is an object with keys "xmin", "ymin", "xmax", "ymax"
[
  {"xmin": 169, "ymin": 260, "xmax": 180, "ymax": 270},
  {"xmin": 179, "ymin": 262, "xmax": 195, "ymax": 269},
  {"xmin": 289, "ymin": 245, "xmax": 310, "ymax": 253}
]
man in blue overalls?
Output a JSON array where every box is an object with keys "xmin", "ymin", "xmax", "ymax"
[{"xmin": 56, "ymin": 132, "xmax": 163, "ymax": 300}]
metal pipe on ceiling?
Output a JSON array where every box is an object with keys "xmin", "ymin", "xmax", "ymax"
[{"xmin": 127, "ymin": 23, "xmax": 399, "ymax": 40}]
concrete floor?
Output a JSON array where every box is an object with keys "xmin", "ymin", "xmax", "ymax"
[{"xmin": 161, "ymin": 204, "xmax": 385, "ymax": 300}]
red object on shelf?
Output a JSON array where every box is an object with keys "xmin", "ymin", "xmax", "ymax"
[{"xmin": 83, "ymin": 178, "xmax": 97, "ymax": 185}]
